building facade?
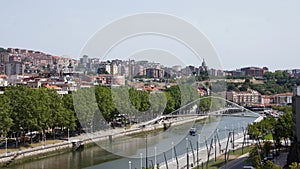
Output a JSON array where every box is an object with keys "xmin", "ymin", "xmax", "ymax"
[{"xmin": 226, "ymin": 90, "xmax": 261, "ymax": 106}]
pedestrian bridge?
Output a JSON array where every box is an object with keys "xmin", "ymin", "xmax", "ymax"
[{"xmin": 143, "ymin": 96, "xmax": 261, "ymax": 126}]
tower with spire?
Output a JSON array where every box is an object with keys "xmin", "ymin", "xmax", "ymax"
[{"xmin": 200, "ymin": 58, "xmax": 208, "ymax": 71}]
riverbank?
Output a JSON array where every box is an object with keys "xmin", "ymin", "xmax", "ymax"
[{"xmin": 0, "ymin": 115, "xmax": 208, "ymax": 167}]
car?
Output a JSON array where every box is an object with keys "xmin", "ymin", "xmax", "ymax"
[{"xmin": 243, "ymin": 166, "xmax": 255, "ymax": 169}]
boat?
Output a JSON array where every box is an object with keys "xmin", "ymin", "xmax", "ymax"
[{"xmin": 189, "ymin": 128, "xmax": 197, "ymax": 136}]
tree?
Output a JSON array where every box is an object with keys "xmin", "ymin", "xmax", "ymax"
[
  {"xmin": 165, "ymin": 85, "xmax": 181, "ymax": 110},
  {"xmin": 263, "ymin": 160, "xmax": 281, "ymax": 169},
  {"xmin": 0, "ymin": 94, "xmax": 13, "ymax": 137},
  {"xmin": 247, "ymin": 147, "xmax": 262, "ymax": 169},
  {"xmin": 61, "ymin": 94, "xmax": 77, "ymax": 130},
  {"xmin": 198, "ymin": 97, "xmax": 211, "ymax": 113},
  {"xmin": 163, "ymin": 92, "xmax": 175, "ymax": 114},
  {"xmin": 263, "ymin": 72, "xmax": 275, "ymax": 80},
  {"xmin": 274, "ymin": 111, "xmax": 292, "ymax": 145},
  {"xmin": 5, "ymin": 86, "xmax": 37, "ymax": 140},
  {"xmin": 0, "ymin": 47, "xmax": 8, "ymax": 53},
  {"xmin": 148, "ymin": 92, "xmax": 167, "ymax": 118},
  {"xmin": 95, "ymin": 86, "xmax": 116, "ymax": 121},
  {"xmin": 73, "ymin": 87, "xmax": 98, "ymax": 133}
]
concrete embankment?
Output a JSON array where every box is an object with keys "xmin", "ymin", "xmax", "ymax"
[{"xmin": 0, "ymin": 142, "xmax": 73, "ymax": 167}]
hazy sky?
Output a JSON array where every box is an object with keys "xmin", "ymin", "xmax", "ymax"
[{"xmin": 0, "ymin": 0, "xmax": 299, "ymax": 71}]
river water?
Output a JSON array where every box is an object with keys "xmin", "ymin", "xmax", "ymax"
[{"xmin": 5, "ymin": 113, "xmax": 256, "ymax": 169}]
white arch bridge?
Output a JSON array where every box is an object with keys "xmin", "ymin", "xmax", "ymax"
[{"xmin": 142, "ymin": 96, "xmax": 262, "ymax": 126}]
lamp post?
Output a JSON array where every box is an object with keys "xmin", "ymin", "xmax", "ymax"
[
  {"xmin": 197, "ymin": 134, "xmax": 200, "ymax": 169},
  {"xmin": 186, "ymin": 138, "xmax": 189, "ymax": 169},
  {"xmin": 145, "ymin": 134, "xmax": 148, "ymax": 169}
]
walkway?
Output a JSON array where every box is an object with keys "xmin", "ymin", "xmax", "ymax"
[{"xmin": 159, "ymin": 132, "xmax": 250, "ymax": 169}]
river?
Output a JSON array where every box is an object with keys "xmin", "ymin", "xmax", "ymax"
[{"xmin": 5, "ymin": 113, "xmax": 257, "ymax": 169}]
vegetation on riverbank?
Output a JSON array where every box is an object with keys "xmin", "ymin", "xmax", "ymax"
[
  {"xmin": 247, "ymin": 106, "xmax": 293, "ymax": 168},
  {"xmin": 227, "ymin": 71, "xmax": 300, "ymax": 94},
  {"xmin": 0, "ymin": 84, "xmax": 208, "ymax": 145}
]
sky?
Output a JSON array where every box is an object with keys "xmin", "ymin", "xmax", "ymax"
[{"xmin": 0, "ymin": 0, "xmax": 300, "ymax": 71}]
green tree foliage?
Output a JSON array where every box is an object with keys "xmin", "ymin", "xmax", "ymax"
[
  {"xmin": 1, "ymin": 84, "xmax": 201, "ymax": 141},
  {"xmin": 227, "ymin": 82, "xmax": 240, "ymax": 92},
  {"xmin": 0, "ymin": 47, "xmax": 8, "ymax": 53},
  {"xmin": 263, "ymin": 160, "xmax": 281, "ymax": 169},
  {"xmin": 148, "ymin": 92, "xmax": 167, "ymax": 117},
  {"xmin": 248, "ymin": 117, "xmax": 276, "ymax": 139},
  {"xmin": 0, "ymin": 94, "xmax": 13, "ymax": 136},
  {"xmin": 73, "ymin": 87, "xmax": 98, "ymax": 132},
  {"xmin": 274, "ymin": 111, "xmax": 293, "ymax": 143},
  {"xmin": 4, "ymin": 86, "xmax": 77, "ymax": 141},
  {"xmin": 227, "ymin": 71, "xmax": 299, "ymax": 95},
  {"xmin": 94, "ymin": 86, "xmax": 116, "ymax": 121},
  {"xmin": 198, "ymin": 97, "xmax": 211, "ymax": 113},
  {"xmin": 248, "ymin": 145, "xmax": 280, "ymax": 169},
  {"xmin": 164, "ymin": 85, "xmax": 181, "ymax": 110},
  {"xmin": 163, "ymin": 92, "xmax": 175, "ymax": 114},
  {"xmin": 247, "ymin": 147, "xmax": 262, "ymax": 169},
  {"xmin": 195, "ymin": 70, "xmax": 209, "ymax": 81}
]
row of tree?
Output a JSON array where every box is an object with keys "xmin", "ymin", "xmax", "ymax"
[
  {"xmin": 0, "ymin": 86, "xmax": 77, "ymax": 140},
  {"xmin": 0, "ymin": 84, "xmax": 214, "ymax": 141}
]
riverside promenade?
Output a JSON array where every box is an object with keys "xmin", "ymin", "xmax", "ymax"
[{"xmin": 159, "ymin": 131, "xmax": 250, "ymax": 169}]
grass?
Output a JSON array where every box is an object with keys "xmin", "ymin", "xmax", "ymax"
[
  {"xmin": 193, "ymin": 146, "xmax": 253, "ymax": 169},
  {"xmin": 262, "ymin": 133, "xmax": 273, "ymax": 140}
]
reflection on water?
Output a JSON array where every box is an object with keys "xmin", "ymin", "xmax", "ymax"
[{"xmin": 5, "ymin": 114, "xmax": 256, "ymax": 169}]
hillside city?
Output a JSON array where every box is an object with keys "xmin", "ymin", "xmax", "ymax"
[
  {"xmin": 0, "ymin": 47, "xmax": 298, "ymax": 107},
  {"xmin": 1, "ymin": 47, "xmax": 300, "ymax": 169}
]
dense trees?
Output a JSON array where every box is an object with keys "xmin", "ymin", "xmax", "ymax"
[
  {"xmin": 226, "ymin": 72, "xmax": 300, "ymax": 95},
  {"xmin": 2, "ymin": 86, "xmax": 77, "ymax": 140},
  {"xmin": 0, "ymin": 84, "xmax": 205, "ymax": 141},
  {"xmin": 248, "ymin": 109, "xmax": 292, "ymax": 144},
  {"xmin": 0, "ymin": 94, "xmax": 13, "ymax": 136}
]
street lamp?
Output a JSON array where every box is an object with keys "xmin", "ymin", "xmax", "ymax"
[
  {"xmin": 128, "ymin": 161, "xmax": 131, "ymax": 169},
  {"xmin": 197, "ymin": 134, "xmax": 200, "ymax": 169},
  {"xmin": 145, "ymin": 134, "xmax": 148, "ymax": 169},
  {"xmin": 186, "ymin": 138, "xmax": 189, "ymax": 169}
]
